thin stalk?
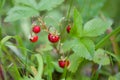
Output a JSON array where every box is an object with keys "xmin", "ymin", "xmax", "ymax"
[
  {"xmin": 99, "ymin": 12, "xmax": 120, "ymax": 54},
  {"xmin": 61, "ymin": 67, "xmax": 67, "ymax": 79},
  {"xmin": 0, "ymin": 16, "xmax": 2, "ymax": 40},
  {"xmin": 25, "ymin": 52, "xmax": 28, "ymax": 76},
  {"xmin": 66, "ymin": 0, "xmax": 74, "ymax": 19},
  {"xmin": 95, "ymin": 26, "xmax": 120, "ymax": 50}
]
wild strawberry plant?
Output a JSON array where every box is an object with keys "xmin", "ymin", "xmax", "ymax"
[{"xmin": 0, "ymin": 0, "xmax": 120, "ymax": 80}]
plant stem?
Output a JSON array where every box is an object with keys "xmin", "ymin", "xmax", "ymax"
[
  {"xmin": 25, "ymin": 52, "xmax": 28, "ymax": 76},
  {"xmin": 99, "ymin": 12, "xmax": 120, "ymax": 54},
  {"xmin": 66, "ymin": 0, "xmax": 73, "ymax": 19},
  {"xmin": 61, "ymin": 67, "xmax": 67, "ymax": 79},
  {"xmin": 0, "ymin": 16, "xmax": 2, "ymax": 40},
  {"xmin": 96, "ymin": 26, "xmax": 120, "ymax": 50},
  {"xmin": 106, "ymin": 27, "xmax": 119, "ymax": 54}
]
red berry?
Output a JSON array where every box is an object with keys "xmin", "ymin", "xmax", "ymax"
[
  {"xmin": 48, "ymin": 33, "xmax": 60, "ymax": 43},
  {"xmin": 66, "ymin": 25, "xmax": 71, "ymax": 33},
  {"xmin": 30, "ymin": 35, "xmax": 38, "ymax": 42},
  {"xmin": 32, "ymin": 25, "xmax": 41, "ymax": 33},
  {"xmin": 58, "ymin": 59, "xmax": 70, "ymax": 68}
]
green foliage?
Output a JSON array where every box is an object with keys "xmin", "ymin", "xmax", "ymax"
[
  {"xmin": 34, "ymin": 54, "xmax": 43, "ymax": 80},
  {"xmin": 68, "ymin": 53, "xmax": 83, "ymax": 73},
  {"xmin": 83, "ymin": 18, "xmax": 113, "ymax": 37},
  {"xmin": 77, "ymin": 0, "xmax": 106, "ymax": 21},
  {"xmin": 38, "ymin": 0, "xmax": 64, "ymax": 11},
  {"xmin": 4, "ymin": 6, "xmax": 39, "ymax": 22},
  {"xmin": 70, "ymin": 8, "xmax": 83, "ymax": 37},
  {"xmin": 0, "ymin": 36, "xmax": 12, "ymax": 46},
  {"xmin": 4, "ymin": 0, "xmax": 64, "ymax": 22},
  {"xmin": 0, "ymin": 0, "xmax": 5, "ymax": 9},
  {"xmin": 93, "ymin": 49, "xmax": 110, "ymax": 65},
  {"xmin": 44, "ymin": 54, "xmax": 54, "ymax": 80},
  {"xmin": 72, "ymin": 38, "xmax": 94, "ymax": 60},
  {"xmin": 22, "ymin": 54, "xmax": 44, "ymax": 80},
  {"xmin": 15, "ymin": 0, "xmax": 38, "ymax": 9},
  {"xmin": 63, "ymin": 38, "xmax": 95, "ymax": 60},
  {"xmin": 52, "ymin": 62, "xmax": 63, "ymax": 73},
  {"xmin": 0, "ymin": 27, "xmax": 2, "ymax": 40},
  {"xmin": 8, "ymin": 65, "xmax": 21, "ymax": 80},
  {"xmin": 108, "ymin": 73, "xmax": 120, "ymax": 80}
]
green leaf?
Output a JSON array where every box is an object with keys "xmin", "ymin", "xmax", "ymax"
[
  {"xmin": 21, "ymin": 54, "xmax": 44, "ymax": 80},
  {"xmin": 70, "ymin": 8, "xmax": 83, "ymax": 37},
  {"xmin": 63, "ymin": 38, "xmax": 95, "ymax": 60},
  {"xmin": 5, "ymin": 42, "xmax": 23, "ymax": 59},
  {"xmin": 108, "ymin": 73, "xmax": 120, "ymax": 80},
  {"xmin": 77, "ymin": 0, "xmax": 106, "ymax": 21},
  {"xmin": 62, "ymin": 39, "xmax": 77, "ymax": 53},
  {"xmin": 93, "ymin": 49, "xmax": 110, "ymax": 65},
  {"xmin": 109, "ymin": 76, "xmax": 116, "ymax": 80},
  {"xmin": 9, "ymin": 65, "xmax": 21, "ymax": 80},
  {"xmin": 14, "ymin": 35, "xmax": 27, "ymax": 56},
  {"xmin": 81, "ymin": 38, "xmax": 95, "ymax": 57},
  {"xmin": 39, "ymin": 44, "xmax": 53, "ymax": 52},
  {"xmin": 4, "ymin": 6, "xmax": 39, "ymax": 22},
  {"xmin": 114, "ymin": 73, "xmax": 120, "ymax": 80},
  {"xmin": 0, "ymin": 27, "xmax": 2, "ymax": 40},
  {"xmin": 73, "ymin": 38, "xmax": 95, "ymax": 60},
  {"xmin": 15, "ymin": 0, "xmax": 38, "ymax": 9},
  {"xmin": 68, "ymin": 53, "xmax": 83, "ymax": 73},
  {"xmin": 38, "ymin": 0, "xmax": 64, "ymax": 11},
  {"xmin": 0, "ymin": 0, "xmax": 5, "ymax": 9},
  {"xmin": 34, "ymin": 54, "xmax": 43, "ymax": 80},
  {"xmin": 105, "ymin": 51, "xmax": 120, "ymax": 62},
  {"xmin": 83, "ymin": 18, "xmax": 113, "ymax": 37},
  {"xmin": 44, "ymin": 54, "xmax": 53, "ymax": 80},
  {"xmin": 0, "ymin": 36, "xmax": 12, "ymax": 46},
  {"xmin": 52, "ymin": 62, "xmax": 63, "ymax": 73}
]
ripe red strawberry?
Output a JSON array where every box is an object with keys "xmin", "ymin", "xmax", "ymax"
[
  {"xmin": 48, "ymin": 33, "xmax": 60, "ymax": 43},
  {"xmin": 66, "ymin": 25, "xmax": 71, "ymax": 33},
  {"xmin": 32, "ymin": 25, "xmax": 41, "ymax": 33},
  {"xmin": 30, "ymin": 35, "xmax": 38, "ymax": 42},
  {"xmin": 58, "ymin": 59, "xmax": 70, "ymax": 68}
]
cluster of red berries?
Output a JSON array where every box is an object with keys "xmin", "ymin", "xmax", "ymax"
[
  {"xmin": 29, "ymin": 19, "xmax": 71, "ymax": 68},
  {"xmin": 29, "ymin": 25, "xmax": 60, "ymax": 43},
  {"xmin": 30, "ymin": 25, "xmax": 41, "ymax": 42},
  {"xmin": 29, "ymin": 24, "xmax": 71, "ymax": 43}
]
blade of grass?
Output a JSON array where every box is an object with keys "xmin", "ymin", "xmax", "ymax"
[{"xmin": 96, "ymin": 26, "xmax": 120, "ymax": 49}]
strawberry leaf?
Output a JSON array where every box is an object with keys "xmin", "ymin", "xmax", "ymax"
[
  {"xmin": 93, "ymin": 49, "xmax": 110, "ymax": 65},
  {"xmin": 70, "ymin": 8, "xmax": 83, "ymax": 37},
  {"xmin": 83, "ymin": 18, "xmax": 113, "ymax": 37},
  {"xmin": 38, "ymin": 0, "xmax": 64, "ymax": 11}
]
